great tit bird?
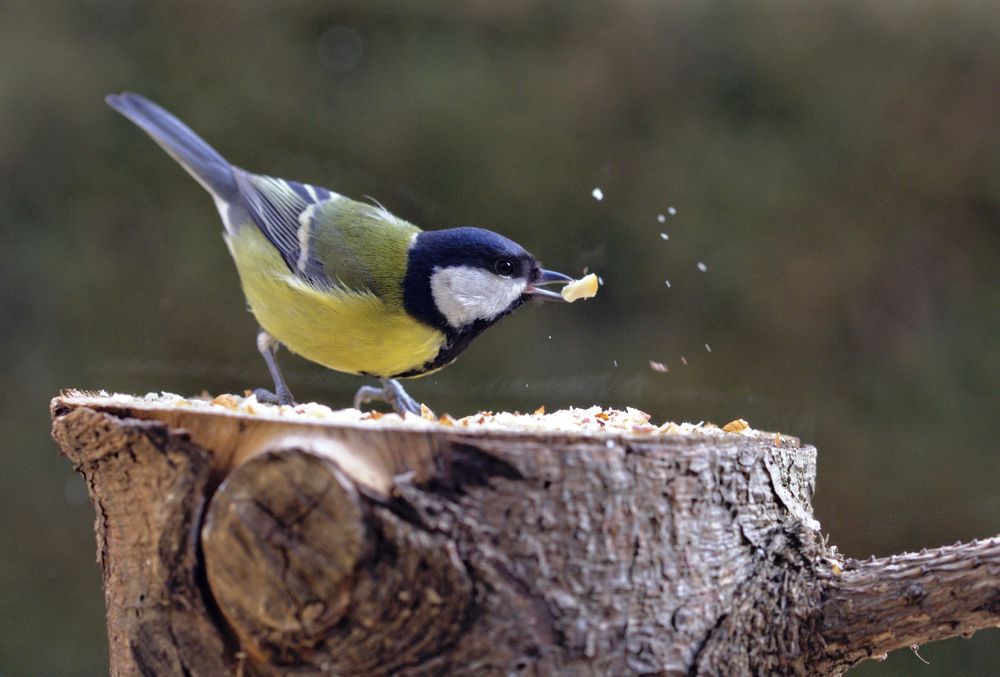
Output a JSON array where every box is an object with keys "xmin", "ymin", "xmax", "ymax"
[{"xmin": 106, "ymin": 92, "xmax": 575, "ymax": 415}]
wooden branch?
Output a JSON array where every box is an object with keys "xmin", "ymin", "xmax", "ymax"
[
  {"xmin": 50, "ymin": 392, "xmax": 999, "ymax": 675},
  {"xmin": 816, "ymin": 537, "xmax": 1000, "ymax": 672}
]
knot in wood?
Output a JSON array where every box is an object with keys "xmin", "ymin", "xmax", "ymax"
[{"xmin": 202, "ymin": 448, "xmax": 367, "ymax": 660}]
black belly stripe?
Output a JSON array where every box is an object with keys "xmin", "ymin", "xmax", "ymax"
[{"xmin": 391, "ymin": 306, "xmax": 522, "ymax": 379}]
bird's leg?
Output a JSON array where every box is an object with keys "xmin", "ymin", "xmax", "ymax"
[
  {"xmin": 353, "ymin": 378, "xmax": 423, "ymax": 416},
  {"xmin": 253, "ymin": 329, "xmax": 295, "ymax": 405},
  {"xmin": 382, "ymin": 378, "xmax": 423, "ymax": 415}
]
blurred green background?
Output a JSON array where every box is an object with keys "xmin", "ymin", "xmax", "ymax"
[{"xmin": 2, "ymin": 1, "xmax": 997, "ymax": 674}]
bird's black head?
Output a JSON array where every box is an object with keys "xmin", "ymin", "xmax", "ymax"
[
  {"xmin": 399, "ymin": 227, "xmax": 574, "ymax": 377},
  {"xmin": 403, "ymin": 227, "xmax": 542, "ymax": 332}
]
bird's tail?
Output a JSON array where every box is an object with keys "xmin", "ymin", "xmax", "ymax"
[{"xmin": 106, "ymin": 92, "xmax": 239, "ymax": 203}]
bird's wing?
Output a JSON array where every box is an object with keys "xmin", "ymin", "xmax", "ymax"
[
  {"xmin": 232, "ymin": 169, "xmax": 339, "ymax": 286},
  {"xmin": 302, "ymin": 198, "xmax": 422, "ymax": 303}
]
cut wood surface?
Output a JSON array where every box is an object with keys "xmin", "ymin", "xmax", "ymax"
[{"xmin": 50, "ymin": 392, "xmax": 999, "ymax": 675}]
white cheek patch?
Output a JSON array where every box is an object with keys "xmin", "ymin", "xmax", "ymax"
[{"xmin": 430, "ymin": 266, "xmax": 527, "ymax": 329}]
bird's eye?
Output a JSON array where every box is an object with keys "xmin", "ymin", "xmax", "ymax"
[{"xmin": 494, "ymin": 258, "xmax": 515, "ymax": 277}]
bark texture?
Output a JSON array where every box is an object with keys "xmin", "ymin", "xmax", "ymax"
[
  {"xmin": 50, "ymin": 404, "xmax": 230, "ymax": 675},
  {"xmin": 815, "ymin": 538, "xmax": 1000, "ymax": 672},
  {"xmin": 50, "ymin": 393, "xmax": 1000, "ymax": 676}
]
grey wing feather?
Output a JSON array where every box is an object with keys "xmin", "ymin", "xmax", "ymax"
[
  {"xmin": 232, "ymin": 169, "xmax": 336, "ymax": 286},
  {"xmin": 107, "ymin": 92, "xmax": 340, "ymax": 287}
]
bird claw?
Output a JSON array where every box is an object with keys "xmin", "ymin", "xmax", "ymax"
[
  {"xmin": 353, "ymin": 379, "xmax": 423, "ymax": 416},
  {"xmin": 252, "ymin": 387, "xmax": 295, "ymax": 406},
  {"xmin": 352, "ymin": 386, "xmax": 382, "ymax": 410}
]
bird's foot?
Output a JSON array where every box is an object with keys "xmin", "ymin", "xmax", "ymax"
[
  {"xmin": 255, "ymin": 329, "xmax": 296, "ymax": 406},
  {"xmin": 252, "ymin": 387, "xmax": 295, "ymax": 406},
  {"xmin": 353, "ymin": 379, "xmax": 423, "ymax": 416}
]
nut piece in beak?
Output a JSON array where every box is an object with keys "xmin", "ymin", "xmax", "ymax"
[{"xmin": 560, "ymin": 273, "xmax": 600, "ymax": 303}]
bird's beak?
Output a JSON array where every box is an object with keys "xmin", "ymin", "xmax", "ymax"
[{"xmin": 526, "ymin": 269, "xmax": 574, "ymax": 302}]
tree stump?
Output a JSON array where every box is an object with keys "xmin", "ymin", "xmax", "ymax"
[{"xmin": 50, "ymin": 392, "xmax": 1000, "ymax": 675}]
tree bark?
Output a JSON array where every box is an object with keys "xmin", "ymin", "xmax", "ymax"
[{"xmin": 50, "ymin": 392, "xmax": 999, "ymax": 675}]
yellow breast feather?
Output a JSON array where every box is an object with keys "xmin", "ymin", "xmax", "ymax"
[{"xmin": 227, "ymin": 227, "xmax": 444, "ymax": 378}]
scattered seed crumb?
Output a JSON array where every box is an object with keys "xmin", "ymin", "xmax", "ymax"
[
  {"xmin": 664, "ymin": 279, "xmax": 671, "ymax": 288},
  {"xmin": 591, "ymin": 187, "xmax": 604, "ymax": 201},
  {"xmin": 64, "ymin": 392, "xmax": 782, "ymax": 440},
  {"xmin": 722, "ymin": 418, "xmax": 749, "ymax": 433},
  {"xmin": 548, "ymin": 335, "xmax": 552, "ymax": 339},
  {"xmin": 681, "ymin": 356, "xmax": 688, "ymax": 365},
  {"xmin": 657, "ymin": 214, "xmax": 666, "ymax": 223},
  {"xmin": 212, "ymin": 393, "xmax": 240, "ymax": 408},
  {"xmin": 668, "ymin": 206, "xmax": 677, "ymax": 215},
  {"xmin": 613, "ymin": 359, "xmax": 618, "ymax": 368},
  {"xmin": 597, "ymin": 276, "xmax": 604, "ymax": 285},
  {"xmin": 705, "ymin": 343, "xmax": 711, "ymax": 352},
  {"xmin": 649, "ymin": 360, "xmax": 668, "ymax": 372},
  {"xmin": 697, "ymin": 261, "xmax": 707, "ymax": 272},
  {"xmin": 659, "ymin": 232, "xmax": 669, "ymax": 240}
]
